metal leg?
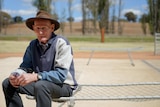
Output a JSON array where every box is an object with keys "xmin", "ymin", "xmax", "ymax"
[
  {"xmin": 58, "ymin": 102, "xmax": 66, "ymax": 107},
  {"xmin": 87, "ymin": 50, "xmax": 94, "ymax": 65},
  {"xmin": 127, "ymin": 49, "xmax": 135, "ymax": 66},
  {"xmin": 67, "ymin": 98, "xmax": 75, "ymax": 107}
]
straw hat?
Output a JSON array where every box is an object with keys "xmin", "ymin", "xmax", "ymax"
[{"xmin": 26, "ymin": 10, "xmax": 60, "ymax": 31}]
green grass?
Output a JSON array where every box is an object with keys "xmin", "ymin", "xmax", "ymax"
[
  {"xmin": 0, "ymin": 40, "xmax": 155, "ymax": 53},
  {"xmin": 0, "ymin": 36, "xmax": 36, "ymax": 41},
  {"xmin": 0, "ymin": 35, "xmax": 155, "ymax": 53},
  {"xmin": 0, "ymin": 35, "xmax": 154, "ymax": 42},
  {"xmin": 0, "ymin": 41, "xmax": 29, "ymax": 53},
  {"xmin": 67, "ymin": 35, "xmax": 154, "ymax": 42}
]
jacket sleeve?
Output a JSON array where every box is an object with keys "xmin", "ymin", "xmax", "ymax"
[
  {"xmin": 19, "ymin": 42, "xmax": 33, "ymax": 70},
  {"xmin": 40, "ymin": 38, "xmax": 73, "ymax": 84}
]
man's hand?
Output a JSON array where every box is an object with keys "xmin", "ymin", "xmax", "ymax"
[
  {"xmin": 9, "ymin": 73, "xmax": 38, "ymax": 87},
  {"xmin": 9, "ymin": 74, "xmax": 20, "ymax": 88}
]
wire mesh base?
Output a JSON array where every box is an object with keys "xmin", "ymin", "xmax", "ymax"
[
  {"xmin": 27, "ymin": 82, "xmax": 160, "ymax": 107},
  {"xmin": 56, "ymin": 82, "xmax": 160, "ymax": 102}
]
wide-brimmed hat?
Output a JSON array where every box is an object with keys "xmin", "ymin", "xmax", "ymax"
[{"xmin": 26, "ymin": 10, "xmax": 60, "ymax": 31}]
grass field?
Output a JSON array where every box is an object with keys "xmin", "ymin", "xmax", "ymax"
[
  {"xmin": 0, "ymin": 35, "xmax": 154, "ymax": 42},
  {"xmin": 0, "ymin": 40, "xmax": 155, "ymax": 53},
  {"xmin": 0, "ymin": 34, "xmax": 155, "ymax": 53}
]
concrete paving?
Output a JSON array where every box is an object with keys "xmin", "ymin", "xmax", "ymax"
[{"xmin": 0, "ymin": 57, "xmax": 160, "ymax": 107}]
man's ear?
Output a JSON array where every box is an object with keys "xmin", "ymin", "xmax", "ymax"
[
  {"xmin": 51, "ymin": 24, "xmax": 55, "ymax": 31},
  {"xmin": 32, "ymin": 25, "xmax": 35, "ymax": 30}
]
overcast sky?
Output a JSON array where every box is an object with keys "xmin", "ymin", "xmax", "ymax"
[{"xmin": 2, "ymin": 0, "xmax": 148, "ymax": 22}]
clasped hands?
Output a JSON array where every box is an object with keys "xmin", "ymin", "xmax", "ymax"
[{"xmin": 9, "ymin": 69, "xmax": 38, "ymax": 88}]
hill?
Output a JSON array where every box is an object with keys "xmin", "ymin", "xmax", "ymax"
[{"xmin": 1, "ymin": 22, "xmax": 150, "ymax": 36}]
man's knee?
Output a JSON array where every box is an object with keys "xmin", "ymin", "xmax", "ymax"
[
  {"xmin": 34, "ymin": 81, "xmax": 47, "ymax": 92},
  {"xmin": 2, "ymin": 78, "xmax": 9, "ymax": 88}
]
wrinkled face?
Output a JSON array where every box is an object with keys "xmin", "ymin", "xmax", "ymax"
[{"xmin": 33, "ymin": 19, "xmax": 55, "ymax": 44}]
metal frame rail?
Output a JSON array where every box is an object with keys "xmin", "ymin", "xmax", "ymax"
[
  {"xmin": 26, "ymin": 82, "xmax": 160, "ymax": 107},
  {"xmin": 79, "ymin": 47, "xmax": 143, "ymax": 66}
]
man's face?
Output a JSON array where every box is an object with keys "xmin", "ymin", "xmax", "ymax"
[{"xmin": 33, "ymin": 19, "xmax": 55, "ymax": 44}]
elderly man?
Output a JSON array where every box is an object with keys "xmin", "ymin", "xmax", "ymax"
[{"xmin": 2, "ymin": 10, "xmax": 77, "ymax": 107}]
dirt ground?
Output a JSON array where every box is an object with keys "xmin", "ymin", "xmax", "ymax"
[
  {"xmin": 0, "ymin": 51, "xmax": 160, "ymax": 59},
  {"xmin": 0, "ymin": 52, "xmax": 160, "ymax": 107},
  {"xmin": 0, "ymin": 56, "xmax": 160, "ymax": 107}
]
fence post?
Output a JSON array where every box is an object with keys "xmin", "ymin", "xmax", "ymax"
[{"xmin": 154, "ymin": 33, "xmax": 160, "ymax": 55}]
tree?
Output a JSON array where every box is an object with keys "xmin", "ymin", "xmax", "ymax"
[
  {"xmin": 124, "ymin": 11, "xmax": 137, "ymax": 22},
  {"xmin": 155, "ymin": 0, "xmax": 160, "ymax": 33},
  {"xmin": 110, "ymin": 0, "xmax": 116, "ymax": 34},
  {"xmin": 13, "ymin": 16, "xmax": 23, "ymax": 23},
  {"xmin": 68, "ymin": 0, "xmax": 73, "ymax": 33},
  {"xmin": 147, "ymin": 0, "xmax": 160, "ymax": 34},
  {"xmin": 87, "ymin": 0, "xmax": 99, "ymax": 34},
  {"xmin": 46, "ymin": 0, "xmax": 52, "ymax": 14},
  {"xmin": 118, "ymin": 0, "xmax": 123, "ymax": 35},
  {"xmin": 82, "ymin": 0, "xmax": 91, "ymax": 34},
  {"xmin": 147, "ymin": 0, "xmax": 154, "ymax": 34},
  {"xmin": 52, "ymin": 13, "xmax": 58, "ymax": 20},
  {"xmin": 52, "ymin": 0, "xmax": 58, "ymax": 20},
  {"xmin": 98, "ymin": 0, "xmax": 109, "ymax": 42},
  {"xmin": 0, "ymin": 11, "xmax": 11, "ymax": 35},
  {"xmin": 59, "ymin": 9, "xmax": 66, "ymax": 35},
  {"xmin": 81, "ymin": 0, "xmax": 86, "ymax": 35},
  {"xmin": 32, "ymin": 0, "xmax": 51, "ymax": 13},
  {"xmin": 0, "ymin": 0, "xmax": 3, "ymax": 33},
  {"xmin": 32, "ymin": 0, "xmax": 59, "ymax": 26},
  {"xmin": 139, "ymin": 14, "xmax": 149, "ymax": 35}
]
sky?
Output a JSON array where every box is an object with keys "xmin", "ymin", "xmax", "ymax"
[{"xmin": 1, "ymin": 0, "xmax": 148, "ymax": 22}]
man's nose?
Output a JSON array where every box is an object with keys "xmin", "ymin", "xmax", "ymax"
[{"xmin": 39, "ymin": 31, "xmax": 43, "ymax": 34}]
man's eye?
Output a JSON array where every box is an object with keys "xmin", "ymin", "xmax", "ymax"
[
  {"xmin": 42, "ymin": 27, "xmax": 47, "ymax": 30},
  {"xmin": 35, "ymin": 27, "xmax": 40, "ymax": 30}
]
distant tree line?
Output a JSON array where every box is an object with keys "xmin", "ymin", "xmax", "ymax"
[{"xmin": 1, "ymin": 0, "xmax": 160, "ymax": 40}]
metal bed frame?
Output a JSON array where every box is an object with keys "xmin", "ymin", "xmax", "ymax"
[
  {"xmin": 26, "ymin": 82, "xmax": 160, "ymax": 107},
  {"xmin": 79, "ymin": 47, "xmax": 143, "ymax": 66}
]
